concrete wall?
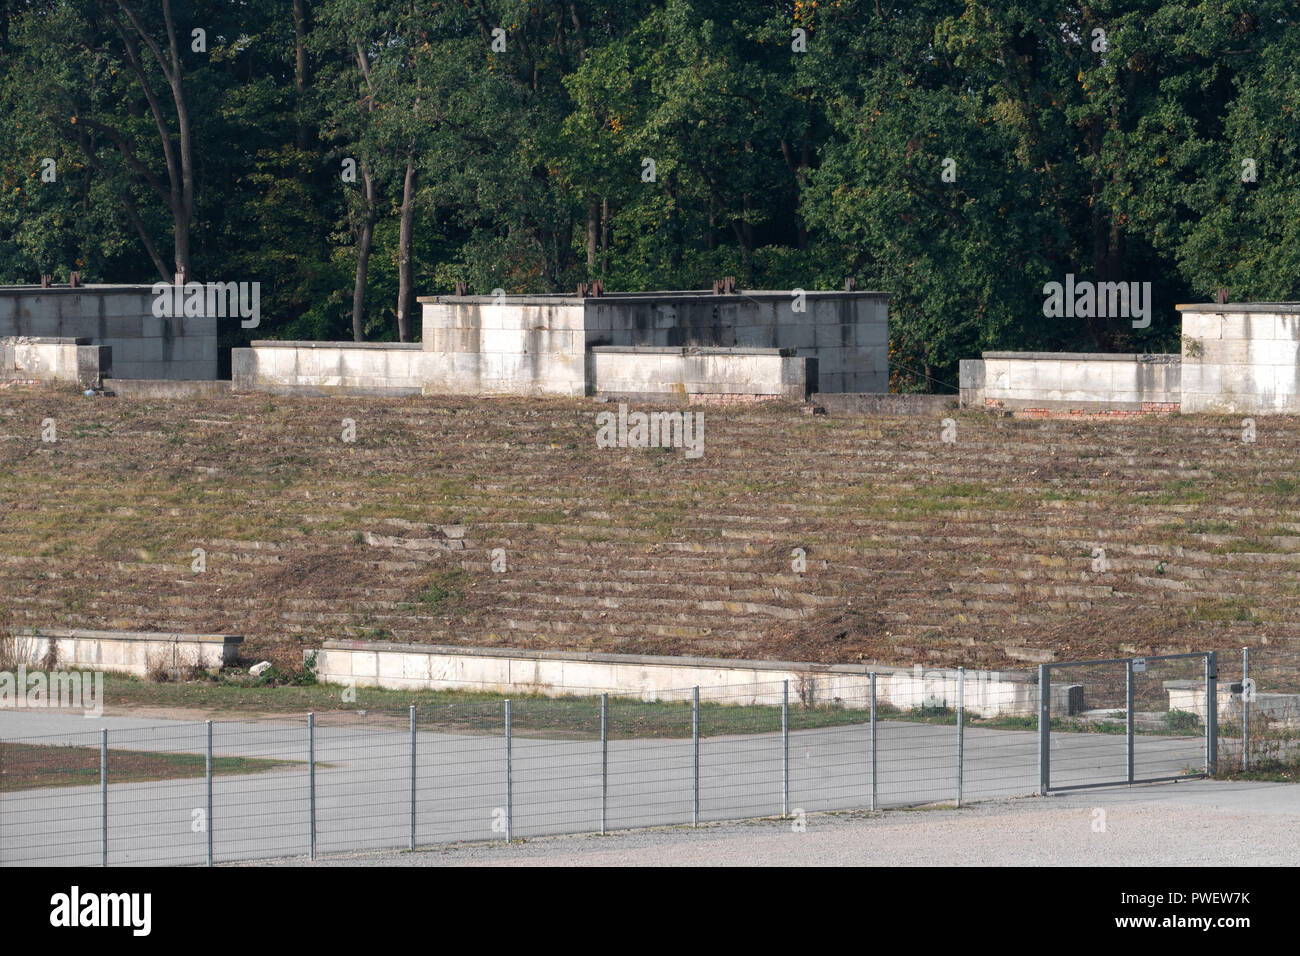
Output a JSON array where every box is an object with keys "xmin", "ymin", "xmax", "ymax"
[
  {"xmin": 592, "ymin": 346, "xmax": 811, "ymax": 402},
  {"xmin": 961, "ymin": 352, "xmax": 1181, "ymax": 412},
  {"xmin": 232, "ymin": 341, "xmax": 428, "ymax": 396},
  {"xmin": 7, "ymin": 627, "xmax": 242, "ymax": 677},
  {"xmin": 420, "ymin": 298, "xmax": 588, "ymax": 396},
  {"xmin": 819, "ymin": 393, "xmax": 957, "ymax": 416},
  {"xmin": 1166, "ymin": 680, "xmax": 1300, "ymax": 727},
  {"xmin": 106, "ymin": 379, "xmax": 232, "ymax": 400},
  {"xmin": 418, "ymin": 291, "xmax": 889, "ymax": 396},
  {"xmin": 0, "ymin": 286, "xmax": 217, "ymax": 380},
  {"xmin": 584, "ymin": 292, "xmax": 889, "ymax": 394},
  {"xmin": 1178, "ymin": 304, "xmax": 1300, "ymax": 413},
  {"xmin": 1, "ymin": 336, "xmax": 110, "ymax": 389},
  {"xmin": 309, "ymin": 641, "xmax": 1075, "ymax": 718}
]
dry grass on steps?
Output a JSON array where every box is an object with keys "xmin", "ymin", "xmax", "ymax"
[{"xmin": 0, "ymin": 390, "xmax": 1297, "ymax": 669}]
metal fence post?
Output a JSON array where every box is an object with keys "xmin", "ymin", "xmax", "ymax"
[
  {"xmin": 1242, "ymin": 647, "xmax": 1250, "ymax": 773},
  {"xmin": 869, "ymin": 672, "xmax": 878, "ymax": 812},
  {"xmin": 100, "ymin": 728, "xmax": 108, "ymax": 867},
  {"xmin": 692, "ymin": 686, "xmax": 699, "ymax": 828},
  {"xmin": 1126, "ymin": 660, "xmax": 1134, "ymax": 786},
  {"xmin": 1206, "ymin": 651, "xmax": 1218, "ymax": 776},
  {"xmin": 205, "ymin": 721, "xmax": 213, "ymax": 867},
  {"xmin": 1038, "ymin": 664, "xmax": 1050, "ymax": 795},
  {"xmin": 409, "ymin": 704, "xmax": 416, "ymax": 852},
  {"xmin": 504, "ymin": 699, "xmax": 513, "ymax": 842},
  {"xmin": 600, "ymin": 693, "xmax": 608, "ymax": 836},
  {"xmin": 782, "ymin": 680, "xmax": 789, "ymax": 818},
  {"xmin": 308, "ymin": 713, "xmax": 316, "ymax": 861},
  {"xmin": 955, "ymin": 668, "xmax": 964, "ymax": 807}
]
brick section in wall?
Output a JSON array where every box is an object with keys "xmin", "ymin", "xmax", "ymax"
[
  {"xmin": 687, "ymin": 392, "xmax": 778, "ymax": 405},
  {"xmin": 985, "ymin": 399, "xmax": 1182, "ymax": 420}
]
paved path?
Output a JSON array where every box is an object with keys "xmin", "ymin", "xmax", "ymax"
[{"xmin": 0, "ymin": 711, "xmax": 1207, "ymax": 866}]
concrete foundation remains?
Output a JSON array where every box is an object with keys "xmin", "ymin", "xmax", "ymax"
[
  {"xmin": 232, "ymin": 341, "xmax": 427, "ymax": 396},
  {"xmin": 1178, "ymin": 303, "xmax": 1300, "ymax": 413},
  {"xmin": 7, "ymin": 627, "xmax": 242, "ymax": 677},
  {"xmin": 1, "ymin": 336, "xmax": 110, "ymax": 389},
  {"xmin": 592, "ymin": 346, "xmax": 812, "ymax": 402},
  {"xmin": 960, "ymin": 352, "xmax": 1180, "ymax": 414},
  {"xmin": 229, "ymin": 289, "xmax": 889, "ymax": 399},
  {"xmin": 309, "ymin": 640, "xmax": 1076, "ymax": 719},
  {"xmin": 960, "ymin": 302, "xmax": 1300, "ymax": 416},
  {"xmin": 418, "ymin": 289, "xmax": 889, "ymax": 396},
  {"xmin": 0, "ymin": 285, "xmax": 217, "ymax": 380}
]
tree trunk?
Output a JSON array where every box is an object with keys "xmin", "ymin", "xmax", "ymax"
[
  {"xmin": 293, "ymin": 0, "xmax": 309, "ymax": 150},
  {"xmin": 160, "ymin": 1, "xmax": 194, "ymax": 277},
  {"xmin": 114, "ymin": 0, "xmax": 194, "ymax": 277},
  {"xmin": 797, "ymin": 131, "xmax": 811, "ymax": 249},
  {"xmin": 600, "ymin": 197, "xmax": 609, "ymax": 277},
  {"xmin": 352, "ymin": 164, "xmax": 377, "ymax": 341},
  {"xmin": 587, "ymin": 199, "xmax": 600, "ymax": 272},
  {"xmin": 396, "ymin": 152, "xmax": 417, "ymax": 342},
  {"xmin": 352, "ymin": 39, "xmax": 379, "ymax": 339}
]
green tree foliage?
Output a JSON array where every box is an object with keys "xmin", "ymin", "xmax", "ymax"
[{"xmin": 1, "ymin": 0, "xmax": 1297, "ymax": 388}]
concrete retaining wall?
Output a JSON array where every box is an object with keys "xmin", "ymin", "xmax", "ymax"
[
  {"xmin": 7, "ymin": 628, "xmax": 242, "ymax": 677},
  {"xmin": 309, "ymin": 641, "xmax": 1074, "ymax": 718},
  {"xmin": 231, "ymin": 341, "xmax": 428, "ymax": 396},
  {"xmin": 592, "ymin": 346, "xmax": 811, "ymax": 402},
  {"xmin": 0, "ymin": 286, "xmax": 217, "ymax": 380},
  {"xmin": 961, "ymin": 352, "xmax": 1181, "ymax": 412},
  {"xmin": 1, "ymin": 336, "xmax": 109, "ymax": 389},
  {"xmin": 1178, "ymin": 304, "xmax": 1300, "ymax": 413},
  {"xmin": 584, "ymin": 292, "xmax": 888, "ymax": 394},
  {"xmin": 418, "ymin": 290, "xmax": 889, "ymax": 396},
  {"xmin": 818, "ymin": 393, "xmax": 957, "ymax": 416},
  {"xmin": 1166, "ymin": 680, "xmax": 1300, "ymax": 727},
  {"xmin": 420, "ymin": 299, "xmax": 588, "ymax": 396},
  {"xmin": 105, "ymin": 378, "xmax": 233, "ymax": 400}
]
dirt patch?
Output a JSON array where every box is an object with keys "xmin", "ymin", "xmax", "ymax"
[
  {"xmin": 0, "ymin": 741, "xmax": 293, "ymax": 792},
  {"xmin": 757, "ymin": 605, "xmax": 888, "ymax": 663}
]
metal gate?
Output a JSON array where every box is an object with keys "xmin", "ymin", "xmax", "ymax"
[{"xmin": 1038, "ymin": 652, "xmax": 1218, "ymax": 793}]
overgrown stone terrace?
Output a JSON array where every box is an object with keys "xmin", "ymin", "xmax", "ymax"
[{"xmin": 2, "ymin": 390, "xmax": 1298, "ymax": 669}]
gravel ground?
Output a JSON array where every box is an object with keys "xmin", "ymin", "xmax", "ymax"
[{"xmin": 249, "ymin": 779, "xmax": 1299, "ymax": 867}]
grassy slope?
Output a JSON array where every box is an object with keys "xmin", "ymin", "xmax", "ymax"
[{"xmin": 1, "ymin": 391, "xmax": 1299, "ymax": 669}]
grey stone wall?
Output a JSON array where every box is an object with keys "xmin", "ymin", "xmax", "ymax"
[
  {"xmin": 584, "ymin": 291, "xmax": 888, "ymax": 393},
  {"xmin": 418, "ymin": 290, "xmax": 889, "ymax": 396},
  {"xmin": 0, "ymin": 286, "xmax": 217, "ymax": 380}
]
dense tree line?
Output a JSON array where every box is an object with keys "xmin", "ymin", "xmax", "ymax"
[{"xmin": 1, "ymin": 1, "xmax": 1296, "ymax": 389}]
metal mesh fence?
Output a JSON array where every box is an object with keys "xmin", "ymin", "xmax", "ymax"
[
  {"xmin": 509, "ymin": 696, "xmax": 601, "ymax": 838},
  {"xmin": 314, "ymin": 710, "xmax": 411, "ymax": 856},
  {"xmin": 1047, "ymin": 659, "xmax": 1131, "ymax": 790},
  {"xmin": 102, "ymin": 722, "xmax": 207, "ymax": 867},
  {"xmin": 1041, "ymin": 653, "xmax": 1213, "ymax": 791},
  {"xmin": 1133, "ymin": 656, "xmax": 1209, "ymax": 782},
  {"xmin": 0, "ymin": 727, "xmax": 105, "ymax": 866},
  {"xmin": 413, "ymin": 700, "xmax": 507, "ymax": 847},
  {"xmin": 1222, "ymin": 644, "xmax": 1300, "ymax": 774},
  {"xmin": 607, "ymin": 689, "xmax": 694, "ymax": 831},
  {"xmin": 959, "ymin": 675, "xmax": 1041, "ymax": 802},
  {"xmin": 1, "ymin": 648, "xmax": 1292, "ymax": 865},
  {"xmin": 211, "ymin": 719, "xmax": 307, "ymax": 865}
]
